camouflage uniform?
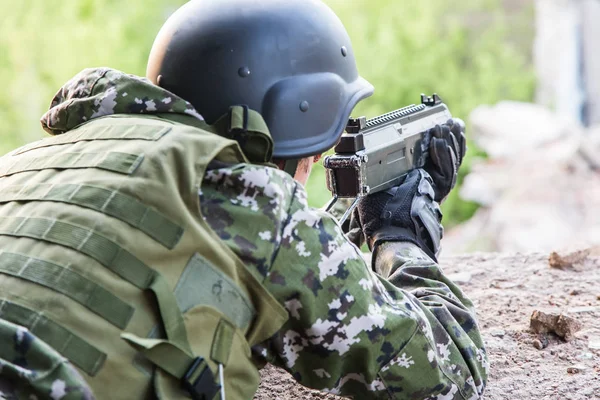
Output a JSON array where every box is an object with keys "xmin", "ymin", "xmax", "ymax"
[
  {"xmin": 0, "ymin": 320, "xmax": 95, "ymax": 400},
  {"xmin": 0, "ymin": 68, "xmax": 488, "ymax": 399},
  {"xmin": 201, "ymin": 166, "xmax": 488, "ymax": 399}
]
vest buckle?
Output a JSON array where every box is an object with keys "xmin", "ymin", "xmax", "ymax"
[{"xmin": 182, "ymin": 357, "xmax": 221, "ymax": 400}]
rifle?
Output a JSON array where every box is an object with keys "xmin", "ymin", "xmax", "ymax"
[{"xmin": 324, "ymin": 93, "xmax": 463, "ymax": 224}]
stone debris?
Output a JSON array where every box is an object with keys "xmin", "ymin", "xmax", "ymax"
[
  {"xmin": 567, "ymin": 366, "xmax": 580, "ymax": 374},
  {"xmin": 490, "ymin": 329, "xmax": 506, "ymax": 338},
  {"xmin": 530, "ymin": 310, "xmax": 583, "ymax": 341},
  {"xmin": 446, "ymin": 271, "xmax": 472, "ymax": 284},
  {"xmin": 588, "ymin": 340, "xmax": 600, "ymax": 350},
  {"xmin": 549, "ymin": 249, "xmax": 591, "ymax": 270},
  {"xmin": 533, "ymin": 338, "xmax": 547, "ymax": 350}
]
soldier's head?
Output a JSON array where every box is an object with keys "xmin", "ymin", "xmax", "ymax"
[{"xmin": 146, "ymin": 0, "xmax": 373, "ymax": 183}]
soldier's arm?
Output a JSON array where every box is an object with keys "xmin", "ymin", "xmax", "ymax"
[{"xmin": 256, "ymin": 181, "xmax": 488, "ymax": 399}]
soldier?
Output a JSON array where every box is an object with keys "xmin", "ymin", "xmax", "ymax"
[{"xmin": 0, "ymin": 0, "xmax": 487, "ymax": 399}]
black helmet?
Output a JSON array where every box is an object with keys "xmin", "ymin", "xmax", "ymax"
[{"xmin": 147, "ymin": 0, "xmax": 373, "ymax": 159}]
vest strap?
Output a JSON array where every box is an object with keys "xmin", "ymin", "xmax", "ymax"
[
  {"xmin": 15, "ymin": 123, "xmax": 170, "ymax": 156},
  {"xmin": 0, "ymin": 216, "xmax": 154, "ymax": 289},
  {"xmin": 120, "ymin": 335, "xmax": 195, "ymax": 378},
  {"xmin": 123, "ymin": 334, "xmax": 222, "ymax": 400},
  {"xmin": 0, "ymin": 216, "xmax": 194, "ymax": 375},
  {"xmin": 122, "ymin": 317, "xmax": 235, "ymax": 399},
  {"xmin": 211, "ymin": 319, "xmax": 234, "ymax": 367},
  {"xmin": 0, "ymin": 151, "xmax": 144, "ymax": 179},
  {"xmin": 211, "ymin": 105, "xmax": 273, "ymax": 163},
  {"xmin": 149, "ymin": 273, "xmax": 192, "ymax": 354},
  {"xmin": 0, "ymin": 251, "xmax": 133, "ymax": 329},
  {"xmin": 0, "ymin": 183, "xmax": 183, "ymax": 249},
  {"xmin": 0, "ymin": 299, "xmax": 106, "ymax": 376}
]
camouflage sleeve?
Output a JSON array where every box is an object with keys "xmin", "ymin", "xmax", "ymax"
[
  {"xmin": 0, "ymin": 319, "xmax": 95, "ymax": 400},
  {"xmin": 255, "ymin": 184, "xmax": 488, "ymax": 399}
]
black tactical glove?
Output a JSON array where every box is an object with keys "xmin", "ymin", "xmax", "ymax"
[
  {"xmin": 424, "ymin": 118, "xmax": 467, "ymax": 203},
  {"xmin": 352, "ymin": 169, "xmax": 443, "ymax": 261}
]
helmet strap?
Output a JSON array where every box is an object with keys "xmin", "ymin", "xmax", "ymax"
[{"xmin": 283, "ymin": 159, "xmax": 299, "ymax": 177}]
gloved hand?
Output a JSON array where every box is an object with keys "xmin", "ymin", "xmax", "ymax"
[
  {"xmin": 424, "ymin": 118, "xmax": 467, "ymax": 203},
  {"xmin": 351, "ymin": 169, "xmax": 443, "ymax": 261}
]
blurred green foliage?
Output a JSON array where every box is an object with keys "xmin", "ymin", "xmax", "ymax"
[{"xmin": 0, "ymin": 0, "xmax": 535, "ymax": 226}]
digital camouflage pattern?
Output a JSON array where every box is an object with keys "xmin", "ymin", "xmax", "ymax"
[
  {"xmin": 0, "ymin": 320, "xmax": 95, "ymax": 400},
  {"xmin": 201, "ymin": 164, "xmax": 489, "ymax": 399},
  {"xmin": 40, "ymin": 67, "xmax": 204, "ymax": 136},
  {"xmin": 1, "ymin": 68, "xmax": 486, "ymax": 399}
]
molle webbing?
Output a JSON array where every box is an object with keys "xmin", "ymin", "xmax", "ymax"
[
  {"xmin": 0, "ymin": 251, "xmax": 133, "ymax": 329},
  {"xmin": 15, "ymin": 123, "xmax": 171, "ymax": 155},
  {"xmin": 0, "ymin": 151, "xmax": 144, "ymax": 179},
  {"xmin": 0, "ymin": 216, "xmax": 155, "ymax": 289},
  {"xmin": 211, "ymin": 319, "xmax": 234, "ymax": 366},
  {"xmin": 0, "ymin": 183, "xmax": 183, "ymax": 249},
  {"xmin": 0, "ymin": 299, "xmax": 106, "ymax": 376},
  {"xmin": 0, "ymin": 216, "xmax": 194, "ymax": 374}
]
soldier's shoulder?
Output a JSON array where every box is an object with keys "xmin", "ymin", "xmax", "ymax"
[
  {"xmin": 203, "ymin": 163, "xmax": 297, "ymax": 204},
  {"xmin": 200, "ymin": 163, "xmax": 301, "ymax": 277}
]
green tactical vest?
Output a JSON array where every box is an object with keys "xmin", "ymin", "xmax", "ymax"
[{"xmin": 0, "ymin": 108, "xmax": 288, "ymax": 399}]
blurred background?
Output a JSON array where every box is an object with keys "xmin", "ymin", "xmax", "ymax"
[{"xmin": 1, "ymin": 0, "xmax": 598, "ymax": 254}]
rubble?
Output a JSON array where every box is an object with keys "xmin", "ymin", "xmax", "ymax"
[
  {"xmin": 530, "ymin": 310, "xmax": 583, "ymax": 341},
  {"xmin": 548, "ymin": 249, "xmax": 590, "ymax": 270},
  {"xmin": 567, "ymin": 366, "xmax": 584, "ymax": 374},
  {"xmin": 532, "ymin": 337, "xmax": 548, "ymax": 350}
]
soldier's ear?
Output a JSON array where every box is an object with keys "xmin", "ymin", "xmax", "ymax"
[{"xmin": 313, "ymin": 154, "xmax": 323, "ymax": 163}]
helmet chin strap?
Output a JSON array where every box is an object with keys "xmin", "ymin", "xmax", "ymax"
[{"xmin": 283, "ymin": 159, "xmax": 299, "ymax": 177}]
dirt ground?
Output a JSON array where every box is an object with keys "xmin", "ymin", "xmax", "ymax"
[{"xmin": 255, "ymin": 249, "xmax": 600, "ymax": 399}]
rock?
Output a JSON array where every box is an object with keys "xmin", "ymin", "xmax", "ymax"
[
  {"xmin": 533, "ymin": 339, "xmax": 544, "ymax": 350},
  {"xmin": 588, "ymin": 340, "xmax": 600, "ymax": 350},
  {"xmin": 549, "ymin": 249, "xmax": 590, "ymax": 269},
  {"xmin": 490, "ymin": 329, "xmax": 506, "ymax": 338},
  {"xmin": 567, "ymin": 365, "xmax": 587, "ymax": 374},
  {"xmin": 530, "ymin": 310, "xmax": 583, "ymax": 341},
  {"xmin": 446, "ymin": 272, "xmax": 472, "ymax": 284},
  {"xmin": 555, "ymin": 315, "xmax": 584, "ymax": 341}
]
